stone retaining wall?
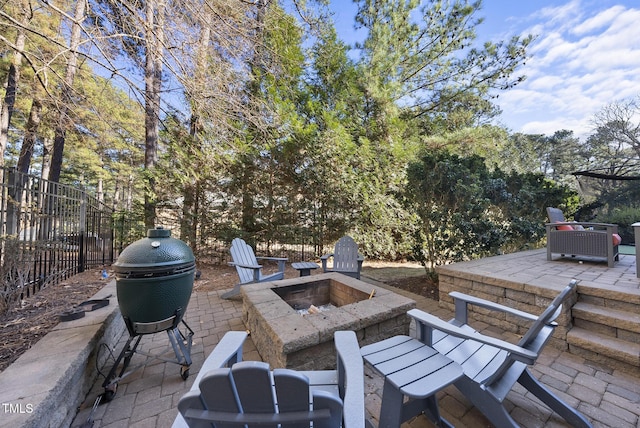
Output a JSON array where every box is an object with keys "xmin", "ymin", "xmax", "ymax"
[
  {"xmin": 436, "ymin": 265, "xmax": 576, "ymax": 350},
  {"xmin": 0, "ymin": 281, "xmax": 125, "ymax": 428}
]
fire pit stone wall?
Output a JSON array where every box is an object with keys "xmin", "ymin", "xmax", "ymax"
[{"xmin": 241, "ymin": 272, "xmax": 416, "ymax": 370}]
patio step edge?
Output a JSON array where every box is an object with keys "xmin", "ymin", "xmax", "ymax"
[
  {"xmin": 567, "ymin": 327, "xmax": 640, "ymax": 375},
  {"xmin": 572, "ymin": 301, "xmax": 640, "ymax": 336}
]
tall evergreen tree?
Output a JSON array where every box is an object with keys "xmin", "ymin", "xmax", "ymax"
[
  {"xmin": 48, "ymin": 0, "xmax": 87, "ymax": 184},
  {"xmin": 354, "ymin": 0, "xmax": 531, "ymax": 125},
  {"xmin": 0, "ymin": 0, "xmax": 30, "ymax": 166}
]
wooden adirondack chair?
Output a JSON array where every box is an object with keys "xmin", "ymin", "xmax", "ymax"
[
  {"xmin": 407, "ymin": 280, "xmax": 592, "ymax": 428},
  {"xmin": 222, "ymin": 237, "xmax": 287, "ymax": 299},
  {"xmin": 320, "ymin": 236, "xmax": 364, "ymax": 279},
  {"xmin": 173, "ymin": 330, "xmax": 367, "ymax": 428}
]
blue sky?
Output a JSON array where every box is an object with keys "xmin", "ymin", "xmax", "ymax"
[{"xmin": 329, "ymin": 0, "xmax": 640, "ymax": 139}]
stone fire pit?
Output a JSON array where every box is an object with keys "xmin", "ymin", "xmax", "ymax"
[{"xmin": 241, "ymin": 272, "xmax": 415, "ymax": 370}]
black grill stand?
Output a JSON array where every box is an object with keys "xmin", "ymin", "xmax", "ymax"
[{"xmin": 101, "ymin": 313, "xmax": 194, "ymax": 401}]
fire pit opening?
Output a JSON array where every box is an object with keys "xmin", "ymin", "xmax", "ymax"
[
  {"xmin": 242, "ymin": 273, "xmax": 416, "ymax": 370},
  {"xmin": 272, "ymin": 278, "xmax": 370, "ymax": 313}
]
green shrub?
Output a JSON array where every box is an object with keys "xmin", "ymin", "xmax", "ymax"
[
  {"xmin": 596, "ymin": 206, "xmax": 640, "ymax": 244},
  {"xmin": 405, "ymin": 150, "xmax": 576, "ymax": 272}
]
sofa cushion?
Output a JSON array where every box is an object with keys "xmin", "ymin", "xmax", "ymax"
[
  {"xmin": 555, "ymin": 222, "xmax": 574, "ymax": 231},
  {"xmin": 613, "ymin": 233, "xmax": 622, "ymax": 246}
]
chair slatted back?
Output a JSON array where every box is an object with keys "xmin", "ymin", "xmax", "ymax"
[
  {"xmin": 517, "ymin": 280, "xmax": 577, "ymax": 349},
  {"xmin": 333, "ymin": 236, "xmax": 360, "ymax": 274},
  {"xmin": 480, "ymin": 280, "xmax": 577, "ymax": 388},
  {"xmin": 180, "ymin": 361, "xmax": 343, "ymax": 428},
  {"xmin": 230, "ymin": 238, "xmax": 259, "ymax": 284}
]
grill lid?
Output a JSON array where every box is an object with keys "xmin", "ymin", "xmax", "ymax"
[{"xmin": 113, "ymin": 227, "xmax": 195, "ymax": 277}]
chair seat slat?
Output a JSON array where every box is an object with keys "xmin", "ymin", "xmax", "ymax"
[
  {"xmin": 360, "ymin": 335, "xmax": 413, "ymax": 356},
  {"xmin": 301, "ymin": 370, "xmax": 338, "ymax": 386},
  {"xmin": 361, "ymin": 335, "xmax": 429, "ymax": 366},
  {"xmin": 385, "ymin": 352, "xmax": 461, "ymax": 396}
]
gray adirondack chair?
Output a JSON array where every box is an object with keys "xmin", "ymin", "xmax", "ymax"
[
  {"xmin": 320, "ymin": 236, "xmax": 364, "ymax": 279},
  {"xmin": 222, "ymin": 237, "xmax": 287, "ymax": 299},
  {"xmin": 546, "ymin": 207, "xmax": 619, "ymax": 267},
  {"xmin": 173, "ymin": 330, "xmax": 367, "ymax": 428},
  {"xmin": 407, "ymin": 280, "xmax": 592, "ymax": 428}
]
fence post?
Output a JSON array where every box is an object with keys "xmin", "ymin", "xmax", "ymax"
[
  {"xmin": 5, "ymin": 169, "xmax": 20, "ymax": 236},
  {"xmin": 78, "ymin": 190, "xmax": 87, "ymax": 273},
  {"xmin": 633, "ymin": 222, "xmax": 639, "ymax": 279}
]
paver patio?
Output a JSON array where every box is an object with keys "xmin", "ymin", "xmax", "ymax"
[{"xmin": 72, "ymin": 254, "xmax": 640, "ymax": 428}]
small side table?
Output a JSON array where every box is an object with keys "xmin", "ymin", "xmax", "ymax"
[
  {"xmin": 291, "ymin": 261, "xmax": 319, "ymax": 277},
  {"xmin": 360, "ymin": 335, "xmax": 463, "ymax": 428}
]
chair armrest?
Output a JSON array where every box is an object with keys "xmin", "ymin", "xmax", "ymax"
[
  {"xmin": 320, "ymin": 254, "xmax": 333, "ymax": 271},
  {"xmin": 172, "ymin": 331, "xmax": 248, "ymax": 428},
  {"xmin": 194, "ymin": 331, "xmax": 247, "ymax": 387},
  {"xmin": 334, "ymin": 331, "xmax": 365, "ymax": 428},
  {"xmin": 449, "ymin": 291, "xmax": 539, "ymax": 326},
  {"xmin": 228, "ymin": 261, "xmax": 262, "ymax": 270},
  {"xmin": 546, "ymin": 222, "xmax": 617, "ymax": 230},
  {"xmin": 256, "ymin": 256, "xmax": 288, "ymax": 262},
  {"xmin": 408, "ymin": 309, "xmax": 537, "ymax": 365}
]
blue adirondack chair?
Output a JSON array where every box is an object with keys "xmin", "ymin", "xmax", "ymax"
[
  {"xmin": 320, "ymin": 236, "xmax": 364, "ymax": 279},
  {"xmin": 222, "ymin": 237, "xmax": 287, "ymax": 299},
  {"xmin": 173, "ymin": 330, "xmax": 367, "ymax": 428},
  {"xmin": 407, "ymin": 279, "xmax": 592, "ymax": 428}
]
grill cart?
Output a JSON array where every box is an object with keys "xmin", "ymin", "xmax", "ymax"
[{"xmin": 101, "ymin": 227, "xmax": 195, "ymax": 401}]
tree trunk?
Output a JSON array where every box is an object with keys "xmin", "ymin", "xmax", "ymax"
[
  {"xmin": 47, "ymin": 0, "xmax": 86, "ymax": 184},
  {"xmin": 17, "ymin": 98, "xmax": 42, "ymax": 175},
  {"xmin": 97, "ymin": 177, "xmax": 104, "ymax": 203},
  {"xmin": 241, "ymin": 0, "xmax": 269, "ymax": 236},
  {"xmin": 0, "ymin": 0, "xmax": 29, "ymax": 166},
  {"xmin": 181, "ymin": 13, "xmax": 212, "ymax": 250},
  {"xmin": 143, "ymin": 0, "xmax": 165, "ymax": 230},
  {"xmin": 41, "ymin": 137, "xmax": 53, "ymax": 182}
]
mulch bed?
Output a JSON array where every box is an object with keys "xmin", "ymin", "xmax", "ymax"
[
  {"xmin": 0, "ymin": 269, "xmax": 107, "ymax": 373},
  {"xmin": 0, "ymin": 261, "xmax": 438, "ymax": 374},
  {"xmin": 386, "ymin": 276, "xmax": 439, "ymax": 300}
]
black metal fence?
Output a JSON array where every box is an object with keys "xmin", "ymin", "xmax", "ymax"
[
  {"xmin": 0, "ymin": 168, "xmax": 123, "ymax": 307},
  {"xmin": 0, "ymin": 167, "xmax": 343, "ymax": 312}
]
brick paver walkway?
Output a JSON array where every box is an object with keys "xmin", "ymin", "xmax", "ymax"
[{"xmin": 73, "ymin": 272, "xmax": 640, "ymax": 428}]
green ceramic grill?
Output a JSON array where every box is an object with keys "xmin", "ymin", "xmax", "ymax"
[
  {"xmin": 113, "ymin": 227, "xmax": 195, "ymax": 335},
  {"xmin": 102, "ymin": 227, "xmax": 195, "ymax": 401}
]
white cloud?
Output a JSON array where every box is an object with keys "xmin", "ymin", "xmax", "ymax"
[
  {"xmin": 534, "ymin": 0, "xmax": 584, "ymax": 32},
  {"xmin": 571, "ymin": 5, "xmax": 623, "ymax": 35},
  {"xmin": 496, "ymin": 2, "xmax": 640, "ymax": 139}
]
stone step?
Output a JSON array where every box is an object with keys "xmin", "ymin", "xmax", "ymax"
[
  {"xmin": 577, "ymin": 284, "xmax": 640, "ymax": 314},
  {"xmin": 572, "ymin": 302, "xmax": 640, "ymax": 343},
  {"xmin": 567, "ymin": 326, "xmax": 640, "ymax": 374}
]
